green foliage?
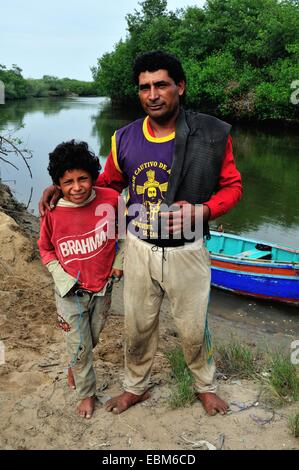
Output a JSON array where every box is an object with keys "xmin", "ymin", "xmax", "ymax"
[
  {"xmin": 92, "ymin": 0, "xmax": 180, "ymax": 104},
  {"xmin": 203, "ymin": 0, "xmax": 299, "ymax": 65},
  {"xmin": 26, "ymin": 79, "xmax": 49, "ymax": 98},
  {"xmin": 0, "ymin": 64, "xmax": 28, "ymax": 99},
  {"xmin": 92, "ymin": 0, "xmax": 299, "ymax": 122},
  {"xmin": 92, "ymin": 41, "xmax": 136, "ymax": 102},
  {"xmin": 254, "ymin": 58, "xmax": 299, "ymax": 120},
  {"xmin": 170, "ymin": 7, "xmax": 206, "ymax": 59},
  {"xmin": 126, "ymin": 0, "xmax": 168, "ymax": 33},
  {"xmin": 184, "ymin": 52, "xmax": 240, "ymax": 115},
  {"xmin": 217, "ymin": 340, "xmax": 259, "ymax": 378},
  {"xmin": 265, "ymin": 351, "xmax": 299, "ymax": 404},
  {"xmin": 27, "ymin": 76, "xmax": 97, "ymax": 98},
  {"xmin": 0, "ymin": 65, "xmax": 97, "ymax": 100},
  {"xmin": 165, "ymin": 347, "xmax": 195, "ymax": 409}
]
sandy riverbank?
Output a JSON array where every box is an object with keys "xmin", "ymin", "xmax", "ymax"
[{"xmin": 0, "ymin": 183, "xmax": 298, "ymax": 450}]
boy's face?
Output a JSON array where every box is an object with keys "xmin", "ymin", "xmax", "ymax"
[{"xmin": 57, "ymin": 169, "xmax": 93, "ymax": 204}]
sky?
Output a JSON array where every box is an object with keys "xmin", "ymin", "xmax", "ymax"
[{"xmin": 1, "ymin": 0, "xmax": 205, "ymax": 81}]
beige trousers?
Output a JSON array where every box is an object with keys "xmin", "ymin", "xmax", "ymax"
[
  {"xmin": 123, "ymin": 232, "xmax": 216, "ymax": 395},
  {"xmin": 55, "ymin": 286, "xmax": 112, "ymax": 398}
]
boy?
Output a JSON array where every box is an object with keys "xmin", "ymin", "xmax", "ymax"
[{"xmin": 38, "ymin": 140, "xmax": 123, "ymax": 419}]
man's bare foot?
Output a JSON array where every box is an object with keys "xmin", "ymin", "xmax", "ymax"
[
  {"xmin": 67, "ymin": 367, "xmax": 76, "ymax": 390},
  {"xmin": 76, "ymin": 396, "xmax": 95, "ymax": 419},
  {"xmin": 105, "ymin": 391, "xmax": 150, "ymax": 414},
  {"xmin": 197, "ymin": 392, "xmax": 229, "ymax": 416}
]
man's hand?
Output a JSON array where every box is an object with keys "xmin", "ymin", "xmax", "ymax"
[
  {"xmin": 38, "ymin": 185, "xmax": 61, "ymax": 216},
  {"xmin": 159, "ymin": 201, "xmax": 210, "ymax": 235},
  {"xmin": 109, "ymin": 268, "xmax": 123, "ymax": 282}
]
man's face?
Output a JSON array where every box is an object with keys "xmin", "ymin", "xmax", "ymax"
[{"xmin": 138, "ymin": 69, "xmax": 185, "ymax": 122}]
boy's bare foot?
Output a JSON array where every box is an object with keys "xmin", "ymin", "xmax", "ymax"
[
  {"xmin": 197, "ymin": 392, "xmax": 229, "ymax": 416},
  {"xmin": 76, "ymin": 396, "xmax": 95, "ymax": 419},
  {"xmin": 105, "ymin": 391, "xmax": 150, "ymax": 414},
  {"xmin": 67, "ymin": 367, "xmax": 76, "ymax": 390}
]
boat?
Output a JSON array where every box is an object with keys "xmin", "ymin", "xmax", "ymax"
[{"xmin": 206, "ymin": 231, "xmax": 299, "ymax": 305}]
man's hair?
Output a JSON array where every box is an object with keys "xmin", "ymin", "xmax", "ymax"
[
  {"xmin": 133, "ymin": 50, "xmax": 186, "ymax": 86},
  {"xmin": 48, "ymin": 139, "xmax": 100, "ymax": 185}
]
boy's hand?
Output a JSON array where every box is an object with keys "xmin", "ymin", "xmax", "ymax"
[
  {"xmin": 109, "ymin": 268, "xmax": 123, "ymax": 283},
  {"xmin": 38, "ymin": 185, "xmax": 61, "ymax": 217}
]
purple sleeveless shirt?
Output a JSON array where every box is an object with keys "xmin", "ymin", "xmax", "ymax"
[{"xmin": 112, "ymin": 116, "xmax": 175, "ymax": 238}]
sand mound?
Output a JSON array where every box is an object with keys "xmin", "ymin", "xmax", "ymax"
[
  {"xmin": 0, "ymin": 186, "xmax": 55, "ymax": 381},
  {"xmin": 0, "ymin": 211, "xmax": 34, "ymax": 269}
]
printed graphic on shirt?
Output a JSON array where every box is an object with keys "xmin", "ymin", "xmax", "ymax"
[
  {"xmin": 130, "ymin": 163, "xmax": 171, "ymax": 238},
  {"xmin": 58, "ymin": 222, "xmax": 108, "ymax": 265}
]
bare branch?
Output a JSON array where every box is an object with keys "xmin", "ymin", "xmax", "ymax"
[
  {"xmin": 25, "ymin": 186, "xmax": 33, "ymax": 209},
  {"xmin": 0, "ymin": 156, "xmax": 19, "ymax": 171},
  {"xmin": 1, "ymin": 135, "xmax": 32, "ymax": 178}
]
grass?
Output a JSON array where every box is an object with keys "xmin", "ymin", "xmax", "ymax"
[
  {"xmin": 165, "ymin": 341, "xmax": 299, "ymax": 412},
  {"xmin": 165, "ymin": 347, "xmax": 195, "ymax": 409},
  {"xmin": 289, "ymin": 413, "xmax": 299, "ymax": 438},
  {"xmin": 217, "ymin": 340, "xmax": 259, "ymax": 378},
  {"xmin": 262, "ymin": 350, "xmax": 299, "ymax": 406}
]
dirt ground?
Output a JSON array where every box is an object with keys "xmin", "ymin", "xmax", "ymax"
[{"xmin": 0, "ymin": 183, "xmax": 298, "ymax": 450}]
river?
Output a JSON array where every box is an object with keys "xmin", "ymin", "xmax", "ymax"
[
  {"xmin": 0, "ymin": 96, "xmax": 298, "ymax": 325},
  {"xmin": 1, "ymin": 96, "xmax": 298, "ymax": 248}
]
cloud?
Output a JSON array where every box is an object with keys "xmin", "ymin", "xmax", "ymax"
[{"xmin": 1, "ymin": 0, "xmax": 204, "ymax": 80}]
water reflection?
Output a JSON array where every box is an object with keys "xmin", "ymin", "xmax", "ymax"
[
  {"xmin": 0, "ymin": 97, "xmax": 114, "ymax": 212},
  {"xmin": 91, "ymin": 100, "xmax": 139, "ymax": 157},
  {"xmin": 0, "ymin": 98, "xmax": 71, "ymax": 130},
  {"xmin": 218, "ymin": 125, "xmax": 299, "ymax": 247},
  {"xmin": 0, "ymin": 97, "xmax": 298, "ymax": 248}
]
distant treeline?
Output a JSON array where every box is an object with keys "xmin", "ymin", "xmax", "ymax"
[
  {"xmin": 92, "ymin": 0, "xmax": 299, "ymax": 122},
  {"xmin": 0, "ymin": 64, "xmax": 97, "ymax": 100}
]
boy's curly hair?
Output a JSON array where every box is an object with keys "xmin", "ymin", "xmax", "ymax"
[{"xmin": 48, "ymin": 140, "xmax": 101, "ymax": 185}]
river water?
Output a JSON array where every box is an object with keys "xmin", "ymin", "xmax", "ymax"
[
  {"xmin": 1, "ymin": 96, "xmax": 298, "ymax": 247},
  {"xmin": 0, "ymin": 96, "xmax": 298, "ymax": 325}
]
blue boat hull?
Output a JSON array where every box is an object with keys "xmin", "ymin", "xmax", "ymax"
[
  {"xmin": 211, "ymin": 265, "xmax": 299, "ymax": 305},
  {"xmin": 207, "ymin": 231, "xmax": 299, "ymax": 305}
]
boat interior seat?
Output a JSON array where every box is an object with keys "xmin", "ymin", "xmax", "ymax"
[{"xmin": 236, "ymin": 249, "xmax": 272, "ymax": 260}]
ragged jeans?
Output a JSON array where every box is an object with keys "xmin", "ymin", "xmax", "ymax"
[{"xmin": 55, "ymin": 285, "xmax": 112, "ymax": 398}]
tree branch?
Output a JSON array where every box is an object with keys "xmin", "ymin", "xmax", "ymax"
[
  {"xmin": 1, "ymin": 136, "xmax": 32, "ymax": 178},
  {"xmin": 0, "ymin": 156, "xmax": 19, "ymax": 171}
]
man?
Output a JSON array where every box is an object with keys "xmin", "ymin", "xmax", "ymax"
[{"xmin": 40, "ymin": 50, "xmax": 242, "ymax": 416}]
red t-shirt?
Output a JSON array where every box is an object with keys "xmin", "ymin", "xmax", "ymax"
[{"xmin": 38, "ymin": 187, "xmax": 119, "ymax": 292}]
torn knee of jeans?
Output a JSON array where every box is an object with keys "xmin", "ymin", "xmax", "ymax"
[{"xmin": 57, "ymin": 314, "xmax": 71, "ymax": 332}]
